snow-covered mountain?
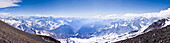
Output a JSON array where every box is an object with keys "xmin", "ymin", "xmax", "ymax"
[
  {"xmin": 0, "ymin": 16, "xmax": 166, "ymax": 43},
  {"xmin": 0, "ymin": 8, "xmax": 170, "ymax": 43}
]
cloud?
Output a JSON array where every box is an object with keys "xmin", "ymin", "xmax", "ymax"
[
  {"xmin": 14, "ymin": 14, "xmax": 85, "ymax": 18},
  {"xmin": 0, "ymin": 13, "xmax": 10, "ymax": 15},
  {"xmin": 123, "ymin": 8, "xmax": 170, "ymax": 18},
  {"xmin": 3, "ymin": 7, "xmax": 170, "ymax": 18},
  {"xmin": 95, "ymin": 8, "xmax": 170, "ymax": 19},
  {"xmin": 30, "ymin": 14, "xmax": 54, "ymax": 17},
  {"xmin": 0, "ymin": 13, "xmax": 11, "ymax": 17},
  {"xmin": 0, "ymin": 0, "xmax": 21, "ymax": 8},
  {"xmin": 12, "ymin": 14, "xmax": 57, "ymax": 18}
]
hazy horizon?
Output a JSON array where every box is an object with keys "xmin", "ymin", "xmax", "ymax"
[{"xmin": 0, "ymin": 0, "xmax": 170, "ymax": 17}]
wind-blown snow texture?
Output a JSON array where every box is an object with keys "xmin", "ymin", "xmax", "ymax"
[{"xmin": 0, "ymin": 8, "xmax": 170, "ymax": 43}]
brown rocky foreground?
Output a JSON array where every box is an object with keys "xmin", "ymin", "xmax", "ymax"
[{"xmin": 0, "ymin": 20, "xmax": 60, "ymax": 43}]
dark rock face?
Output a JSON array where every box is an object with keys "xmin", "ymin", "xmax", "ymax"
[
  {"xmin": 115, "ymin": 25, "xmax": 170, "ymax": 43},
  {"xmin": 143, "ymin": 19, "xmax": 168, "ymax": 32},
  {"xmin": 0, "ymin": 20, "xmax": 60, "ymax": 43},
  {"xmin": 37, "ymin": 35, "xmax": 61, "ymax": 43}
]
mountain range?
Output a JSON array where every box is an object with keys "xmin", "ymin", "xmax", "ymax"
[{"xmin": 0, "ymin": 15, "xmax": 169, "ymax": 43}]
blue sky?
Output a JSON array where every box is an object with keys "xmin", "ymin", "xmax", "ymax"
[{"xmin": 0, "ymin": 0, "xmax": 170, "ymax": 16}]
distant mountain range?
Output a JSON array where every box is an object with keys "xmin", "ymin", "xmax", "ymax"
[{"xmin": 1, "ymin": 15, "xmax": 169, "ymax": 43}]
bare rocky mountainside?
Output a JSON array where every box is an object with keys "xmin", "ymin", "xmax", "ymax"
[
  {"xmin": 116, "ymin": 19, "xmax": 170, "ymax": 43},
  {"xmin": 0, "ymin": 20, "xmax": 60, "ymax": 43}
]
